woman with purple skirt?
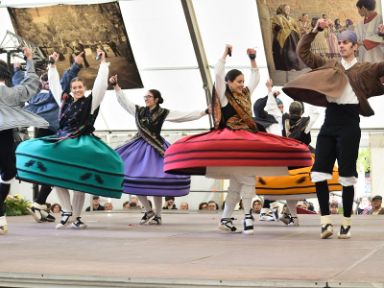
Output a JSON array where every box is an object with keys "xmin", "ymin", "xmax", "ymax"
[{"xmin": 109, "ymin": 75, "xmax": 209, "ymax": 225}]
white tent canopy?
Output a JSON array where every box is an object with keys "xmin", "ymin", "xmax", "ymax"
[{"xmin": 1, "ymin": 0, "xmax": 384, "ymax": 131}]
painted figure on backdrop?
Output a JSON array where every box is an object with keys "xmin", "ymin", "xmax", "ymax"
[
  {"xmin": 272, "ymin": 4, "xmax": 305, "ymax": 71},
  {"xmin": 321, "ymin": 14, "xmax": 339, "ymax": 58},
  {"xmin": 310, "ymin": 17, "xmax": 330, "ymax": 57},
  {"xmin": 298, "ymin": 13, "xmax": 312, "ymax": 36},
  {"xmin": 355, "ymin": 0, "xmax": 384, "ymax": 63}
]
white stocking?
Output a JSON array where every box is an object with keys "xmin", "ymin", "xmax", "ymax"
[
  {"xmin": 286, "ymin": 200, "xmax": 298, "ymax": 218},
  {"xmin": 137, "ymin": 196, "xmax": 152, "ymax": 212},
  {"xmin": 72, "ymin": 191, "xmax": 85, "ymax": 218},
  {"xmin": 153, "ymin": 196, "xmax": 162, "ymax": 216},
  {"xmin": 221, "ymin": 177, "xmax": 241, "ymax": 219},
  {"xmin": 55, "ymin": 187, "xmax": 72, "ymax": 212},
  {"xmin": 240, "ymin": 184, "xmax": 254, "ymax": 215}
]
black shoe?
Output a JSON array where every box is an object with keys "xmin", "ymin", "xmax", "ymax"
[
  {"xmin": 149, "ymin": 215, "xmax": 162, "ymax": 225},
  {"xmin": 56, "ymin": 212, "xmax": 72, "ymax": 229},
  {"xmin": 0, "ymin": 216, "xmax": 8, "ymax": 235},
  {"xmin": 139, "ymin": 210, "xmax": 155, "ymax": 225},
  {"xmin": 71, "ymin": 217, "xmax": 87, "ymax": 229},
  {"xmin": 27, "ymin": 206, "xmax": 44, "ymax": 223},
  {"xmin": 243, "ymin": 213, "xmax": 254, "ymax": 235},
  {"xmin": 219, "ymin": 217, "xmax": 237, "ymax": 232},
  {"xmin": 321, "ymin": 223, "xmax": 333, "ymax": 239},
  {"xmin": 279, "ymin": 213, "xmax": 298, "ymax": 226},
  {"xmin": 45, "ymin": 213, "xmax": 56, "ymax": 222},
  {"xmin": 338, "ymin": 225, "xmax": 351, "ymax": 239},
  {"xmin": 28, "ymin": 202, "xmax": 55, "ymax": 223}
]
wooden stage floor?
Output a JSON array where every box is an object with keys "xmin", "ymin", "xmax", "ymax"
[{"xmin": 0, "ymin": 211, "xmax": 383, "ymax": 288}]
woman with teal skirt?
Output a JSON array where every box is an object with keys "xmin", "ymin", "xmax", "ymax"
[{"xmin": 16, "ymin": 50, "xmax": 124, "ymax": 229}]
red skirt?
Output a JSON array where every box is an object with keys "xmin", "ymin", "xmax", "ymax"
[{"xmin": 164, "ymin": 128, "xmax": 312, "ymax": 176}]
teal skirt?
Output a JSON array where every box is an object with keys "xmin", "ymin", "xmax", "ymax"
[{"xmin": 16, "ymin": 135, "xmax": 124, "ymax": 199}]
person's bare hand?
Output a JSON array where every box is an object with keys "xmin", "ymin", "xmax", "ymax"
[
  {"xmin": 223, "ymin": 44, "xmax": 232, "ymax": 58},
  {"xmin": 109, "ymin": 74, "xmax": 119, "ymax": 88},
  {"xmin": 207, "ymin": 105, "xmax": 212, "ymax": 115},
  {"xmin": 378, "ymin": 24, "xmax": 384, "ymax": 36},
  {"xmin": 49, "ymin": 51, "xmax": 60, "ymax": 63},
  {"xmin": 247, "ymin": 48, "xmax": 256, "ymax": 56},
  {"xmin": 23, "ymin": 47, "xmax": 33, "ymax": 60},
  {"xmin": 73, "ymin": 51, "xmax": 84, "ymax": 66},
  {"xmin": 13, "ymin": 61, "xmax": 21, "ymax": 70},
  {"xmin": 314, "ymin": 18, "xmax": 329, "ymax": 31},
  {"xmin": 96, "ymin": 49, "xmax": 106, "ymax": 62}
]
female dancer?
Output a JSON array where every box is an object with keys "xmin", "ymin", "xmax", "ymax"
[
  {"xmin": 16, "ymin": 50, "xmax": 124, "ymax": 229},
  {"xmin": 13, "ymin": 52, "xmax": 83, "ymax": 223},
  {"xmin": 164, "ymin": 45, "xmax": 312, "ymax": 234},
  {"xmin": 109, "ymin": 75, "xmax": 209, "ymax": 225}
]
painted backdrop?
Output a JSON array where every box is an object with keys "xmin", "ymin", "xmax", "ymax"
[
  {"xmin": 256, "ymin": 0, "xmax": 382, "ymax": 85},
  {"xmin": 8, "ymin": 2, "xmax": 143, "ymax": 89}
]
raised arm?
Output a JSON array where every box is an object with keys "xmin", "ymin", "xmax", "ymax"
[
  {"xmin": 246, "ymin": 48, "xmax": 260, "ymax": 94},
  {"xmin": 11, "ymin": 63, "xmax": 25, "ymax": 86},
  {"xmin": 297, "ymin": 19, "xmax": 329, "ymax": 69},
  {"xmin": 109, "ymin": 74, "xmax": 136, "ymax": 116},
  {"xmin": 264, "ymin": 79, "xmax": 282, "ymax": 121},
  {"xmin": 12, "ymin": 48, "xmax": 40, "ymax": 103},
  {"xmin": 166, "ymin": 108, "xmax": 208, "ymax": 123},
  {"xmin": 214, "ymin": 44, "xmax": 232, "ymax": 107},
  {"xmin": 60, "ymin": 52, "xmax": 83, "ymax": 95},
  {"xmin": 47, "ymin": 52, "xmax": 63, "ymax": 105},
  {"xmin": 264, "ymin": 79, "xmax": 282, "ymax": 135},
  {"xmin": 91, "ymin": 50, "xmax": 109, "ymax": 113}
]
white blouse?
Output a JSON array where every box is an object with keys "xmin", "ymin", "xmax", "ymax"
[
  {"xmin": 214, "ymin": 58, "xmax": 260, "ymax": 107},
  {"xmin": 115, "ymin": 89, "xmax": 207, "ymax": 122}
]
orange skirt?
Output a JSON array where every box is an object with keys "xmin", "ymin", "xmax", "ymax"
[{"xmin": 256, "ymin": 158, "xmax": 341, "ymax": 197}]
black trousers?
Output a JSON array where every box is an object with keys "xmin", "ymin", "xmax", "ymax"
[
  {"xmin": 313, "ymin": 104, "xmax": 360, "ymax": 217},
  {"xmin": 0, "ymin": 129, "xmax": 16, "ymax": 217},
  {"xmin": 0, "ymin": 129, "xmax": 16, "ymax": 181}
]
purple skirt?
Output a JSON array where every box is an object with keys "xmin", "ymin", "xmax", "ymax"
[{"xmin": 116, "ymin": 137, "xmax": 191, "ymax": 197}]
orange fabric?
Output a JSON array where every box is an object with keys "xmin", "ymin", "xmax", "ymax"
[{"xmin": 256, "ymin": 156, "xmax": 342, "ymax": 197}]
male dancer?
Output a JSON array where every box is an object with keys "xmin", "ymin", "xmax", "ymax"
[
  {"xmin": 1, "ymin": 48, "xmax": 47, "ymax": 234},
  {"xmin": 283, "ymin": 19, "xmax": 384, "ymax": 239}
]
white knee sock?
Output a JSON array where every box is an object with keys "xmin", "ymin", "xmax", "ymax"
[
  {"xmin": 72, "ymin": 191, "xmax": 85, "ymax": 218},
  {"xmin": 222, "ymin": 191, "xmax": 241, "ymax": 219},
  {"xmin": 55, "ymin": 187, "xmax": 72, "ymax": 212},
  {"xmin": 286, "ymin": 200, "xmax": 298, "ymax": 218},
  {"xmin": 240, "ymin": 185, "xmax": 254, "ymax": 215},
  {"xmin": 153, "ymin": 196, "xmax": 162, "ymax": 216},
  {"xmin": 137, "ymin": 196, "xmax": 152, "ymax": 212}
]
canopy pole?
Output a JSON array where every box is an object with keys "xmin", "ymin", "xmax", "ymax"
[{"xmin": 181, "ymin": 0, "xmax": 213, "ymax": 128}]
